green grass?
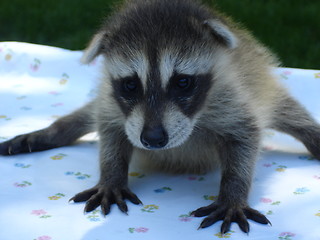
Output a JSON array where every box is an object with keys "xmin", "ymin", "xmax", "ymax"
[
  {"xmin": 1, "ymin": 0, "xmax": 319, "ymax": 69},
  {"xmin": 0, "ymin": 0, "xmax": 114, "ymax": 49},
  {"xmin": 210, "ymin": 0, "xmax": 320, "ymax": 69}
]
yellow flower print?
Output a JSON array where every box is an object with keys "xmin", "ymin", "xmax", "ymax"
[
  {"xmin": 50, "ymin": 153, "xmax": 67, "ymax": 160},
  {"xmin": 60, "ymin": 73, "xmax": 69, "ymax": 85},
  {"xmin": 141, "ymin": 204, "xmax": 159, "ymax": 213},
  {"xmin": 5, "ymin": 54, "xmax": 12, "ymax": 61},
  {"xmin": 129, "ymin": 172, "xmax": 146, "ymax": 178},
  {"xmin": 276, "ymin": 165, "xmax": 287, "ymax": 172},
  {"xmin": 203, "ymin": 195, "xmax": 218, "ymax": 201},
  {"xmin": 214, "ymin": 231, "xmax": 235, "ymax": 238},
  {"xmin": 48, "ymin": 193, "xmax": 65, "ymax": 200}
]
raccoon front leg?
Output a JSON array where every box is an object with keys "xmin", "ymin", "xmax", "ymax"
[
  {"xmin": 272, "ymin": 95, "xmax": 320, "ymax": 159},
  {"xmin": 192, "ymin": 129, "xmax": 270, "ymax": 234},
  {"xmin": 70, "ymin": 127, "xmax": 142, "ymax": 215},
  {"xmin": 0, "ymin": 101, "xmax": 95, "ymax": 155}
]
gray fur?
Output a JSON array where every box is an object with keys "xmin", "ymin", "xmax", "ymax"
[{"xmin": 1, "ymin": 0, "xmax": 319, "ymax": 234}]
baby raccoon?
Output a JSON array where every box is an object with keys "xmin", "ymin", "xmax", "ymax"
[{"xmin": 1, "ymin": 0, "xmax": 320, "ymax": 234}]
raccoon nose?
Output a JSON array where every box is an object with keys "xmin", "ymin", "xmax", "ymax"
[{"xmin": 140, "ymin": 125, "xmax": 168, "ymax": 149}]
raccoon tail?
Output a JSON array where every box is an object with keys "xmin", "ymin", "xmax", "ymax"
[
  {"xmin": 271, "ymin": 95, "xmax": 320, "ymax": 159},
  {"xmin": 0, "ymin": 101, "xmax": 96, "ymax": 155}
]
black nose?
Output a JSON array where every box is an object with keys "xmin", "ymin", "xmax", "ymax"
[{"xmin": 140, "ymin": 125, "xmax": 168, "ymax": 149}]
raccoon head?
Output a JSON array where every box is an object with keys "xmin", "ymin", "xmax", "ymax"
[{"xmin": 81, "ymin": 0, "xmax": 238, "ymax": 150}]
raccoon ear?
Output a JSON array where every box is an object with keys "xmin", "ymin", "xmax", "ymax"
[
  {"xmin": 81, "ymin": 31, "xmax": 107, "ymax": 64},
  {"xmin": 204, "ymin": 19, "xmax": 238, "ymax": 49}
]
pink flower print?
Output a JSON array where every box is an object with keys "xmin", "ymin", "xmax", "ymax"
[
  {"xmin": 129, "ymin": 227, "xmax": 149, "ymax": 234},
  {"xmin": 313, "ymin": 175, "xmax": 320, "ymax": 180},
  {"xmin": 280, "ymin": 232, "xmax": 295, "ymax": 236},
  {"xmin": 135, "ymin": 227, "xmax": 149, "ymax": 233},
  {"xmin": 31, "ymin": 209, "xmax": 51, "ymax": 219},
  {"xmin": 179, "ymin": 213, "xmax": 193, "ymax": 222},
  {"xmin": 180, "ymin": 217, "xmax": 192, "ymax": 222},
  {"xmin": 187, "ymin": 176, "xmax": 205, "ymax": 181},
  {"xmin": 280, "ymin": 71, "xmax": 292, "ymax": 80},
  {"xmin": 48, "ymin": 91, "xmax": 60, "ymax": 96},
  {"xmin": 260, "ymin": 198, "xmax": 272, "ymax": 203},
  {"xmin": 262, "ymin": 146, "xmax": 274, "ymax": 151},
  {"xmin": 14, "ymin": 181, "xmax": 32, "ymax": 187},
  {"xmin": 30, "ymin": 58, "xmax": 41, "ymax": 72},
  {"xmin": 188, "ymin": 176, "xmax": 197, "ymax": 180},
  {"xmin": 283, "ymin": 71, "xmax": 292, "ymax": 76},
  {"xmin": 37, "ymin": 236, "xmax": 52, "ymax": 240},
  {"xmin": 279, "ymin": 232, "xmax": 295, "ymax": 239},
  {"xmin": 31, "ymin": 209, "xmax": 47, "ymax": 216},
  {"xmin": 51, "ymin": 103, "xmax": 64, "ymax": 107},
  {"xmin": 263, "ymin": 163, "xmax": 272, "ymax": 167},
  {"xmin": 30, "ymin": 64, "xmax": 39, "ymax": 72}
]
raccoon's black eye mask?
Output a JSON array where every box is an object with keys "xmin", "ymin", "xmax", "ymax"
[
  {"xmin": 118, "ymin": 74, "xmax": 142, "ymax": 97},
  {"xmin": 111, "ymin": 74, "xmax": 143, "ymax": 114},
  {"xmin": 111, "ymin": 71, "xmax": 212, "ymax": 117},
  {"xmin": 169, "ymin": 73, "xmax": 196, "ymax": 94},
  {"xmin": 123, "ymin": 76, "xmax": 139, "ymax": 92},
  {"xmin": 167, "ymin": 73, "xmax": 212, "ymax": 117}
]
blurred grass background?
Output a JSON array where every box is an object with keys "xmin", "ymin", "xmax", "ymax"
[{"xmin": 0, "ymin": 0, "xmax": 319, "ymax": 69}]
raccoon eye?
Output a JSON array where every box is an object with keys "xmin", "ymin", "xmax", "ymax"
[
  {"xmin": 176, "ymin": 78, "xmax": 190, "ymax": 89},
  {"xmin": 175, "ymin": 76, "xmax": 194, "ymax": 90},
  {"xmin": 124, "ymin": 78, "xmax": 138, "ymax": 92}
]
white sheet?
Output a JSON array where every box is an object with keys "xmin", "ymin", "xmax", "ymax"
[{"xmin": 0, "ymin": 42, "xmax": 320, "ymax": 240}]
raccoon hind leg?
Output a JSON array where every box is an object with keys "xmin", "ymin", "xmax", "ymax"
[
  {"xmin": 271, "ymin": 95, "xmax": 320, "ymax": 159},
  {"xmin": 0, "ymin": 101, "xmax": 95, "ymax": 155}
]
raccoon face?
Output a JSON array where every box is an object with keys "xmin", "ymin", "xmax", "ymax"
[
  {"xmin": 105, "ymin": 49, "xmax": 214, "ymax": 150},
  {"xmin": 81, "ymin": 1, "xmax": 238, "ymax": 150}
]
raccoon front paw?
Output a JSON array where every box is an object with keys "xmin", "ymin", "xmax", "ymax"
[
  {"xmin": 69, "ymin": 185, "xmax": 143, "ymax": 215},
  {"xmin": 191, "ymin": 202, "xmax": 271, "ymax": 234},
  {"xmin": 0, "ymin": 134, "xmax": 32, "ymax": 155},
  {"xmin": 0, "ymin": 131, "xmax": 56, "ymax": 155}
]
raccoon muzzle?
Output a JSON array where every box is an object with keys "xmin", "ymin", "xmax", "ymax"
[{"xmin": 140, "ymin": 125, "xmax": 168, "ymax": 149}]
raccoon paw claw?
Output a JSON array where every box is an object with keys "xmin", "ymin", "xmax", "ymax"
[
  {"xmin": 192, "ymin": 203, "xmax": 270, "ymax": 234},
  {"xmin": 70, "ymin": 185, "xmax": 142, "ymax": 215},
  {"xmin": 0, "ymin": 135, "xmax": 30, "ymax": 155},
  {"xmin": 0, "ymin": 131, "xmax": 56, "ymax": 155}
]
